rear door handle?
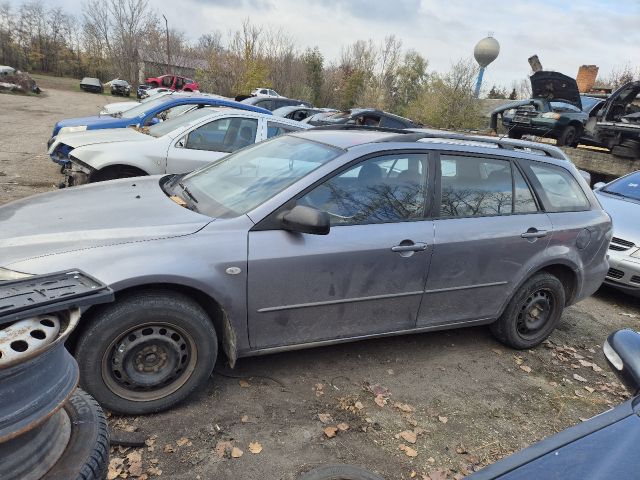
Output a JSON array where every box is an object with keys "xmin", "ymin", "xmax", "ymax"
[
  {"xmin": 521, "ymin": 228, "xmax": 548, "ymax": 239},
  {"xmin": 391, "ymin": 242, "xmax": 428, "ymax": 253}
]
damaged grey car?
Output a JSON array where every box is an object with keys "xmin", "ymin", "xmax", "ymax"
[{"xmin": 0, "ymin": 128, "xmax": 611, "ymax": 415}]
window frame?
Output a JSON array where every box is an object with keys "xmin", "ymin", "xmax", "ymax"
[
  {"xmin": 184, "ymin": 116, "xmax": 259, "ymax": 152},
  {"xmin": 252, "ymin": 149, "xmax": 436, "ymax": 231},
  {"xmin": 433, "ymin": 151, "xmax": 542, "ymax": 220},
  {"xmin": 516, "ymin": 158, "xmax": 592, "ymax": 213},
  {"xmin": 266, "ymin": 121, "xmax": 299, "ymax": 139}
]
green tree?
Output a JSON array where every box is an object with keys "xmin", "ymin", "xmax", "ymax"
[{"xmin": 303, "ymin": 46, "xmax": 323, "ymax": 106}]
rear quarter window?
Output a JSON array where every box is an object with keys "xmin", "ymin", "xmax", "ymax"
[{"xmin": 526, "ymin": 162, "xmax": 589, "ymax": 212}]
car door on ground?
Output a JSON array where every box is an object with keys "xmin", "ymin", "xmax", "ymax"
[
  {"xmin": 417, "ymin": 152, "xmax": 552, "ymax": 326},
  {"xmin": 247, "ymin": 152, "xmax": 434, "ymax": 349},
  {"xmin": 165, "ymin": 116, "xmax": 260, "ymax": 173}
]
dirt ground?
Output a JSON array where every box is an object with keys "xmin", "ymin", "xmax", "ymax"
[{"xmin": 1, "ymin": 87, "xmax": 639, "ymax": 480}]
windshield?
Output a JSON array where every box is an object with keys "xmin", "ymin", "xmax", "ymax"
[
  {"xmin": 121, "ymin": 97, "xmax": 172, "ymax": 119},
  {"xmin": 148, "ymin": 108, "xmax": 218, "ymax": 138},
  {"xmin": 180, "ymin": 135, "xmax": 342, "ymax": 217},
  {"xmin": 602, "ymin": 172, "xmax": 640, "ymax": 201}
]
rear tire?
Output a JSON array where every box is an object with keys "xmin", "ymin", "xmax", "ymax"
[
  {"xmin": 75, "ymin": 290, "xmax": 218, "ymax": 415},
  {"xmin": 557, "ymin": 125, "xmax": 581, "ymax": 147},
  {"xmin": 490, "ymin": 273, "xmax": 565, "ymax": 349}
]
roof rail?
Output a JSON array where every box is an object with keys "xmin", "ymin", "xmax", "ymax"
[{"xmin": 310, "ymin": 125, "xmax": 410, "ymax": 134}]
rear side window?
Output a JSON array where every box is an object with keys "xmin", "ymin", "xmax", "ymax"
[
  {"xmin": 267, "ymin": 122, "xmax": 298, "ymax": 138},
  {"xmin": 440, "ymin": 155, "xmax": 513, "ymax": 217},
  {"xmin": 514, "ymin": 167, "xmax": 538, "ymax": 213},
  {"xmin": 527, "ymin": 163, "xmax": 589, "ymax": 212},
  {"xmin": 380, "ymin": 116, "xmax": 407, "ymax": 129}
]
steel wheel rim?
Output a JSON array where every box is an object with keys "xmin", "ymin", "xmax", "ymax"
[
  {"xmin": 102, "ymin": 322, "xmax": 198, "ymax": 402},
  {"xmin": 516, "ymin": 289, "xmax": 554, "ymax": 340}
]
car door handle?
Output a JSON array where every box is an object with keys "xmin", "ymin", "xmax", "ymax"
[
  {"xmin": 521, "ymin": 229, "xmax": 548, "ymax": 239},
  {"xmin": 391, "ymin": 243, "xmax": 428, "ymax": 253}
]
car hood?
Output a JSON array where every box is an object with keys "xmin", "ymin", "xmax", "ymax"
[
  {"xmin": 55, "ymin": 115, "xmax": 126, "ymax": 130},
  {"xmin": 595, "ymin": 191, "xmax": 640, "ymax": 243},
  {"xmin": 51, "ymin": 128, "xmax": 152, "ymax": 152},
  {"xmin": 530, "ymin": 71, "xmax": 582, "ymax": 109},
  {"xmin": 0, "ymin": 176, "xmax": 212, "ymax": 267}
]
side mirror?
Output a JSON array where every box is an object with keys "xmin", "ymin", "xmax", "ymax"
[
  {"xmin": 604, "ymin": 329, "xmax": 640, "ymax": 395},
  {"xmin": 593, "ymin": 182, "xmax": 606, "ymax": 190},
  {"xmin": 280, "ymin": 205, "xmax": 330, "ymax": 235}
]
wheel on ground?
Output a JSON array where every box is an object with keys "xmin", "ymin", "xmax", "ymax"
[
  {"xmin": 507, "ymin": 129, "xmax": 522, "ymax": 139},
  {"xmin": 74, "ymin": 290, "xmax": 218, "ymax": 415},
  {"xmin": 557, "ymin": 125, "xmax": 581, "ymax": 147},
  {"xmin": 43, "ymin": 388, "xmax": 109, "ymax": 480},
  {"xmin": 490, "ymin": 272, "xmax": 565, "ymax": 349},
  {"xmin": 299, "ymin": 465, "xmax": 385, "ymax": 480}
]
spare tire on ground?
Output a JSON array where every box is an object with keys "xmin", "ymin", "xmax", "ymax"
[{"xmin": 299, "ymin": 465, "xmax": 385, "ymax": 480}]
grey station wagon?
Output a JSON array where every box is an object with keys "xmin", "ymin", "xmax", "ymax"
[{"xmin": 0, "ymin": 127, "xmax": 611, "ymax": 414}]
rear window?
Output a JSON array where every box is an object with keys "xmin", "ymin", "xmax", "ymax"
[{"xmin": 527, "ymin": 163, "xmax": 589, "ymax": 212}]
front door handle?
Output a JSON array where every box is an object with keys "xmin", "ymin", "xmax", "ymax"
[
  {"xmin": 521, "ymin": 228, "xmax": 548, "ymax": 239},
  {"xmin": 391, "ymin": 242, "xmax": 428, "ymax": 253}
]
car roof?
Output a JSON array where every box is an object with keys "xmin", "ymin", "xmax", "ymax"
[{"xmin": 292, "ymin": 126, "xmax": 571, "ymax": 164}]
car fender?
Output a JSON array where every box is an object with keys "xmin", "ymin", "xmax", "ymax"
[{"xmin": 72, "ymin": 144, "xmax": 162, "ymax": 176}]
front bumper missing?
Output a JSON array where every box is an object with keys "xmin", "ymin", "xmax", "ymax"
[{"xmin": 61, "ymin": 161, "xmax": 93, "ymax": 187}]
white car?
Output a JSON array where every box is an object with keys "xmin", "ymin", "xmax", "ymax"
[
  {"xmin": 99, "ymin": 91, "xmax": 173, "ymax": 116},
  {"xmin": 54, "ymin": 108, "xmax": 311, "ymax": 185},
  {"xmin": 251, "ymin": 87, "xmax": 281, "ymax": 98}
]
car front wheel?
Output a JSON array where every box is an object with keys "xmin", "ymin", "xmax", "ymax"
[
  {"xmin": 490, "ymin": 272, "xmax": 565, "ymax": 349},
  {"xmin": 557, "ymin": 125, "xmax": 581, "ymax": 147},
  {"xmin": 75, "ymin": 290, "xmax": 218, "ymax": 415}
]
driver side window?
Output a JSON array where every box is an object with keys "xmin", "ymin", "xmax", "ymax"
[
  {"xmin": 298, "ymin": 153, "xmax": 428, "ymax": 226},
  {"xmin": 185, "ymin": 117, "xmax": 258, "ymax": 152}
]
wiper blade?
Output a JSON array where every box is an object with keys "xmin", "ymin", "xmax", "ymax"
[{"xmin": 178, "ymin": 182, "xmax": 198, "ymax": 204}]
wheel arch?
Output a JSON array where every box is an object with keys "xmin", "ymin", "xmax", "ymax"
[
  {"xmin": 91, "ymin": 164, "xmax": 149, "ymax": 182},
  {"xmin": 67, "ymin": 282, "xmax": 238, "ymax": 368}
]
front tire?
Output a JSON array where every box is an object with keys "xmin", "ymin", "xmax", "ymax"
[
  {"xmin": 557, "ymin": 125, "xmax": 581, "ymax": 147},
  {"xmin": 490, "ymin": 273, "xmax": 565, "ymax": 349},
  {"xmin": 75, "ymin": 290, "xmax": 218, "ymax": 415}
]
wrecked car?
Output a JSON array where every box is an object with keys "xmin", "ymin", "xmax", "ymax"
[
  {"xmin": 55, "ymin": 108, "xmax": 310, "ymax": 185},
  {"xmin": 79, "ymin": 77, "xmax": 104, "ymax": 94},
  {"xmin": 491, "ymin": 71, "xmax": 603, "ymax": 147},
  {"xmin": 241, "ymin": 95, "xmax": 312, "ymax": 111},
  {"xmin": 48, "ymin": 95, "xmax": 272, "ymax": 164},
  {"xmin": 307, "ymin": 108, "xmax": 419, "ymax": 129},
  {"xmin": 272, "ymin": 106, "xmax": 337, "ymax": 122},
  {"xmin": 110, "ymin": 78, "xmax": 131, "ymax": 97},
  {"xmin": 0, "ymin": 128, "xmax": 610, "ymax": 415},
  {"xmin": 593, "ymin": 170, "xmax": 640, "ymax": 297},
  {"xmin": 587, "ymin": 81, "xmax": 640, "ymax": 158}
]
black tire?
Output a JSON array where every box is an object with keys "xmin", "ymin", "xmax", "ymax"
[
  {"xmin": 75, "ymin": 290, "xmax": 218, "ymax": 415},
  {"xmin": 557, "ymin": 124, "xmax": 581, "ymax": 147},
  {"xmin": 490, "ymin": 272, "xmax": 565, "ymax": 349},
  {"xmin": 43, "ymin": 389, "xmax": 109, "ymax": 480},
  {"xmin": 299, "ymin": 465, "xmax": 385, "ymax": 480},
  {"xmin": 507, "ymin": 129, "xmax": 522, "ymax": 139}
]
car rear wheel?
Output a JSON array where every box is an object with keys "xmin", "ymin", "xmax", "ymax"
[
  {"xmin": 75, "ymin": 290, "xmax": 218, "ymax": 415},
  {"xmin": 490, "ymin": 272, "xmax": 565, "ymax": 349},
  {"xmin": 557, "ymin": 125, "xmax": 581, "ymax": 147},
  {"xmin": 507, "ymin": 129, "xmax": 522, "ymax": 139}
]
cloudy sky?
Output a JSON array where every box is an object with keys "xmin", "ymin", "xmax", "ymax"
[{"xmin": 8, "ymin": 0, "xmax": 640, "ymax": 87}]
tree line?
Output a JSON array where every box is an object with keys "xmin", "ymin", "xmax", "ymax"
[{"xmin": 1, "ymin": 0, "xmax": 637, "ymax": 130}]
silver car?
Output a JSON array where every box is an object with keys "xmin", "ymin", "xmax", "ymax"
[
  {"xmin": 0, "ymin": 128, "xmax": 611, "ymax": 415},
  {"xmin": 594, "ymin": 170, "xmax": 640, "ymax": 296}
]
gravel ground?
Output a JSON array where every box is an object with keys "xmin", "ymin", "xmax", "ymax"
[{"xmin": 1, "ymin": 87, "xmax": 639, "ymax": 480}]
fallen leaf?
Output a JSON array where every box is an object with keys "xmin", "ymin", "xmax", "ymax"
[
  {"xmin": 126, "ymin": 451, "xmax": 142, "ymax": 464},
  {"xmin": 579, "ymin": 359, "xmax": 594, "ymax": 368},
  {"xmin": 176, "ymin": 437, "xmax": 192, "ymax": 447},
  {"xmin": 584, "ymin": 386, "xmax": 595, "ymax": 393},
  {"xmin": 324, "ymin": 426, "xmax": 338, "ymax": 438},
  {"xmin": 410, "ymin": 471, "xmax": 417, "ymax": 478},
  {"xmin": 592, "ymin": 364, "xmax": 603, "ymax": 373},
  {"xmin": 620, "ymin": 312, "xmax": 637, "ymax": 318},
  {"xmin": 239, "ymin": 379, "xmax": 250, "ymax": 388},
  {"xmin": 387, "ymin": 369, "xmax": 395, "ymax": 375},
  {"xmin": 519, "ymin": 365, "xmax": 532, "ymax": 373},
  {"xmin": 231, "ymin": 447, "xmax": 243, "ymax": 458},
  {"xmin": 163, "ymin": 444, "xmax": 175, "ymax": 453},
  {"xmin": 214, "ymin": 441, "xmax": 233, "ymax": 458},
  {"xmin": 399, "ymin": 444, "xmax": 418, "ymax": 457},
  {"xmin": 337, "ymin": 422, "xmax": 350, "ymax": 431},
  {"xmin": 573, "ymin": 374, "xmax": 588, "ymax": 383},
  {"xmin": 369, "ymin": 384, "xmax": 390, "ymax": 396},
  {"xmin": 374, "ymin": 395, "xmax": 386, "ymax": 407},
  {"xmin": 413, "ymin": 427, "xmax": 425, "ymax": 435},
  {"xmin": 455, "ymin": 444, "xmax": 468, "ymax": 454},
  {"xmin": 513, "ymin": 355, "xmax": 524, "ymax": 365},
  {"xmin": 426, "ymin": 469, "xmax": 448, "ymax": 480},
  {"xmin": 574, "ymin": 389, "xmax": 585, "ymax": 397},
  {"xmin": 241, "ymin": 415, "xmax": 249, "ymax": 423},
  {"xmin": 399, "ymin": 430, "xmax": 417, "ymax": 443},
  {"xmin": 248, "ymin": 442, "xmax": 263, "ymax": 454},
  {"xmin": 427, "ymin": 457, "xmax": 436, "ymax": 464},
  {"xmin": 394, "ymin": 402, "xmax": 415, "ymax": 413},
  {"xmin": 318, "ymin": 413, "xmax": 332, "ymax": 423},
  {"xmin": 147, "ymin": 466, "xmax": 162, "ymax": 476},
  {"xmin": 438, "ymin": 416, "xmax": 448, "ymax": 424},
  {"xmin": 354, "ymin": 401, "xmax": 364, "ymax": 410},
  {"xmin": 107, "ymin": 458, "xmax": 124, "ymax": 480}
]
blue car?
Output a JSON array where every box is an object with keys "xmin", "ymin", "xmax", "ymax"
[{"xmin": 48, "ymin": 95, "xmax": 272, "ymax": 164}]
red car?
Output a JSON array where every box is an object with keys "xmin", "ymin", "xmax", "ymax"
[{"xmin": 144, "ymin": 74, "xmax": 199, "ymax": 92}]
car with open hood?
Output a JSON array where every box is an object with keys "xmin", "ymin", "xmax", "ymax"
[
  {"xmin": 586, "ymin": 81, "xmax": 640, "ymax": 158},
  {"xmin": 48, "ymin": 95, "xmax": 272, "ymax": 164},
  {"xmin": 57, "ymin": 108, "xmax": 311, "ymax": 185},
  {"xmin": 593, "ymin": 170, "xmax": 640, "ymax": 297},
  {"xmin": 308, "ymin": 108, "xmax": 419, "ymax": 129},
  {"xmin": 491, "ymin": 71, "xmax": 604, "ymax": 147},
  {"xmin": 0, "ymin": 127, "xmax": 610, "ymax": 415}
]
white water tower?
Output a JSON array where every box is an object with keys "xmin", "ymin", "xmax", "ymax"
[{"xmin": 473, "ymin": 35, "xmax": 500, "ymax": 97}]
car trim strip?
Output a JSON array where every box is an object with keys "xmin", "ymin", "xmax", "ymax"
[{"xmin": 257, "ymin": 281, "xmax": 508, "ymax": 313}]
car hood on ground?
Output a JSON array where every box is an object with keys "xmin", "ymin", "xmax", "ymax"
[
  {"xmin": 530, "ymin": 71, "xmax": 582, "ymax": 109},
  {"xmin": 595, "ymin": 191, "xmax": 640, "ymax": 243},
  {"xmin": 0, "ymin": 176, "xmax": 212, "ymax": 267},
  {"xmin": 51, "ymin": 128, "xmax": 151, "ymax": 151}
]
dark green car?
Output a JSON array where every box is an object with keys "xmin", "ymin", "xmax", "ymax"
[{"xmin": 491, "ymin": 71, "xmax": 604, "ymax": 147}]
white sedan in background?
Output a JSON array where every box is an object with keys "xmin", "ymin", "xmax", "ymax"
[{"xmin": 53, "ymin": 108, "xmax": 311, "ymax": 186}]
